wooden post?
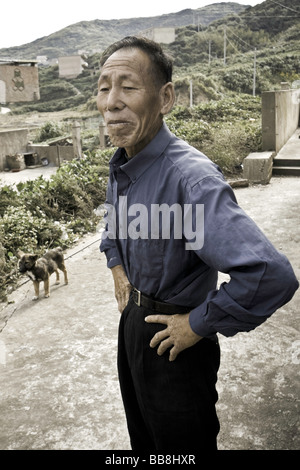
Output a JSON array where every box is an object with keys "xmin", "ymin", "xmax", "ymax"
[
  {"xmin": 99, "ymin": 123, "xmax": 106, "ymax": 148},
  {"xmin": 72, "ymin": 121, "xmax": 82, "ymax": 159}
]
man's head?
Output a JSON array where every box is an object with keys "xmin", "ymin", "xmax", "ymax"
[
  {"xmin": 97, "ymin": 36, "xmax": 175, "ymax": 157},
  {"xmin": 100, "ymin": 36, "xmax": 173, "ymax": 87}
]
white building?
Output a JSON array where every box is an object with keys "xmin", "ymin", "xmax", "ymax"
[
  {"xmin": 58, "ymin": 55, "xmax": 87, "ymax": 79},
  {"xmin": 138, "ymin": 27, "xmax": 176, "ymax": 44}
]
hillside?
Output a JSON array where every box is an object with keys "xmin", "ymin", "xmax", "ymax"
[
  {"xmin": 5, "ymin": 0, "xmax": 299, "ymax": 116},
  {"xmin": 0, "ymin": 3, "xmax": 247, "ymax": 60},
  {"xmin": 167, "ymin": 0, "xmax": 300, "ymax": 65},
  {"xmin": 164, "ymin": 0, "xmax": 300, "ymax": 98}
]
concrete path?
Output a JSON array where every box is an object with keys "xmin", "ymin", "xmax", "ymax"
[
  {"xmin": 0, "ymin": 165, "xmax": 57, "ymax": 187},
  {"xmin": 276, "ymin": 128, "xmax": 300, "ymax": 160},
  {"xmin": 0, "ymin": 175, "xmax": 299, "ymax": 451}
]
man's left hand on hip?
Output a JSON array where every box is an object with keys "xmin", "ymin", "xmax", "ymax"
[{"xmin": 145, "ymin": 313, "xmax": 202, "ymax": 361}]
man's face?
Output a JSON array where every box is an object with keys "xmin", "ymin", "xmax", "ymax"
[{"xmin": 97, "ymin": 48, "xmax": 165, "ymax": 157}]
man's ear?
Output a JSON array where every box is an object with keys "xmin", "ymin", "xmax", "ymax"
[{"xmin": 160, "ymin": 82, "xmax": 175, "ymax": 116}]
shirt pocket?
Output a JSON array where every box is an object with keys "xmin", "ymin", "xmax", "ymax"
[{"xmin": 128, "ymin": 238, "xmax": 165, "ymax": 295}]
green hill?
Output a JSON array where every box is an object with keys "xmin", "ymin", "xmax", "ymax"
[
  {"xmin": 165, "ymin": 0, "xmax": 300, "ymax": 100},
  {"xmin": 2, "ymin": 0, "xmax": 300, "ymax": 113},
  {"xmin": 0, "ymin": 3, "xmax": 247, "ymax": 60}
]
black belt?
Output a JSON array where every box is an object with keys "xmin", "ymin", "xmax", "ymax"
[{"xmin": 132, "ymin": 288, "xmax": 190, "ymax": 314}]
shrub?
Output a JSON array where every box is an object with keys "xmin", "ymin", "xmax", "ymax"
[
  {"xmin": 166, "ymin": 96, "xmax": 262, "ymax": 173},
  {"xmin": 39, "ymin": 81, "xmax": 79, "ymax": 102},
  {"xmin": 34, "ymin": 121, "xmax": 63, "ymax": 142},
  {"xmin": 201, "ymin": 121, "xmax": 262, "ymax": 174},
  {"xmin": 0, "ymin": 151, "xmax": 111, "ymax": 299}
]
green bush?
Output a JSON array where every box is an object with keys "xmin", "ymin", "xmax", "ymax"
[
  {"xmin": 166, "ymin": 95, "xmax": 262, "ymax": 173},
  {"xmin": 34, "ymin": 121, "xmax": 63, "ymax": 142},
  {"xmin": 0, "ymin": 150, "xmax": 112, "ymax": 299},
  {"xmin": 201, "ymin": 121, "xmax": 262, "ymax": 174}
]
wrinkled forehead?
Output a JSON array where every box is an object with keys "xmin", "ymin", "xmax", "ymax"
[{"xmin": 100, "ymin": 48, "xmax": 152, "ymax": 80}]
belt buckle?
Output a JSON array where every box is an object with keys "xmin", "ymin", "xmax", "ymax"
[{"xmin": 133, "ymin": 288, "xmax": 141, "ymax": 307}]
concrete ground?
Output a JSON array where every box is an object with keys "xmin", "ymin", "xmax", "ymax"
[
  {"xmin": 0, "ymin": 171, "xmax": 299, "ymax": 451},
  {"xmin": 0, "ymin": 165, "xmax": 58, "ymax": 186}
]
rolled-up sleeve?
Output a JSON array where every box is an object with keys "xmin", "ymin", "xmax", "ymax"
[
  {"xmin": 100, "ymin": 176, "xmax": 122, "ymax": 269},
  {"xmin": 188, "ymin": 176, "xmax": 299, "ymax": 337}
]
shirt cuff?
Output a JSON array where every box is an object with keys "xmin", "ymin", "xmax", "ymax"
[
  {"xmin": 100, "ymin": 244, "xmax": 122, "ymax": 269},
  {"xmin": 107, "ymin": 256, "xmax": 122, "ymax": 269},
  {"xmin": 189, "ymin": 304, "xmax": 217, "ymax": 337}
]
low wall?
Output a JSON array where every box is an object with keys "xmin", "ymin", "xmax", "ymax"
[
  {"xmin": 0, "ymin": 128, "xmax": 28, "ymax": 171},
  {"xmin": 262, "ymin": 88, "xmax": 300, "ymax": 153},
  {"xmin": 0, "ymin": 130, "xmax": 76, "ymax": 171},
  {"xmin": 27, "ymin": 144, "xmax": 75, "ymax": 166}
]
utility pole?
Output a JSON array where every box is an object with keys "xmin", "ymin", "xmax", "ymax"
[
  {"xmin": 224, "ymin": 26, "xmax": 226, "ymax": 65},
  {"xmin": 253, "ymin": 48, "xmax": 257, "ymax": 97},
  {"xmin": 189, "ymin": 80, "xmax": 193, "ymax": 108}
]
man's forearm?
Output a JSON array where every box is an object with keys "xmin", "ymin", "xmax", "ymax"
[{"xmin": 111, "ymin": 265, "xmax": 132, "ymax": 313}]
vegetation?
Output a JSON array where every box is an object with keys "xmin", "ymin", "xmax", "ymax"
[
  {"xmin": 0, "ymin": 3, "xmax": 246, "ymax": 59},
  {"xmin": 0, "ymin": 150, "xmax": 112, "ymax": 301},
  {"xmin": 1, "ymin": 0, "xmax": 300, "ymax": 300},
  {"xmin": 0, "ymin": 93, "xmax": 262, "ymax": 300},
  {"xmin": 166, "ymin": 94, "xmax": 262, "ymax": 173}
]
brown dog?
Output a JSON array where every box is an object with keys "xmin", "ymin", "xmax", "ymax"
[{"xmin": 18, "ymin": 247, "xmax": 68, "ymax": 300}]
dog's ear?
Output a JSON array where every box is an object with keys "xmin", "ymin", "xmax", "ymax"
[
  {"xmin": 29, "ymin": 255, "xmax": 38, "ymax": 262},
  {"xmin": 17, "ymin": 250, "xmax": 25, "ymax": 259}
]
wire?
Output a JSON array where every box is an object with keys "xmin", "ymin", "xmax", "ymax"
[
  {"xmin": 225, "ymin": 26, "xmax": 254, "ymax": 52},
  {"xmin": 242, "ymin": 15, "xmax": 300, "ymax": 17},
  {"xmin": 226, "ymin": 36, "xmax": 243, "ymax": 54},
  {"xmin": 267, "ymin": 0, "xmax": 300, "ymax": 14}
]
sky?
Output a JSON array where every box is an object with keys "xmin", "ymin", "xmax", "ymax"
[{"xmin": 1, "ymin": 0, "xmax": 265, "ymax": 49}]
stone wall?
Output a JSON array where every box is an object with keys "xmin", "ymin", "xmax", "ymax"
[
  {"xmin": 27, "ymin": 144, "xmax": 75, "ymax": 166},
  {"xmin": 262, "ymin": 88, "xmax": 300, "ymax": 153},
  {"xmin": 0, "ymin": 122, "xmax": 81, "ymax": 171},
  {"xmin": 0, "ymin": 64, "xmax": 40, "ymax": 104},
  {"xmin": 0, "ymin": 128, "xmax": 28, "ymax": 171}
]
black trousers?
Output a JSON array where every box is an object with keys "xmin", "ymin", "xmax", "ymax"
[{"xmin": 117, "ymin": 295, "xmax": 221, "ymax": 451}]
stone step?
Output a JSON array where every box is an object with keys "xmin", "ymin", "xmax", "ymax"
[
  {"xmin": 273, "ymin": 158, "xmax": 300, "ymax": 167},
  {"xmin": 272, "ymin": 166, "xmax": 300, "ymax": 176}
]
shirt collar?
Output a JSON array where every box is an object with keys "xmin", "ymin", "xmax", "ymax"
[{"xmin": 109, "ymin": 122, "xmax": 174, "ymax": 183}]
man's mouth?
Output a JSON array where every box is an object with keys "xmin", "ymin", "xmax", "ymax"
[{"xmin": 107, "ymin": 120, "xmax": 131, "ymax": 126}]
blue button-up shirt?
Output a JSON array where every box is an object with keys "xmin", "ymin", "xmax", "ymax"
[{"xmin": 100, "ymin": 123, "xmax": 298, "ymax": 337}]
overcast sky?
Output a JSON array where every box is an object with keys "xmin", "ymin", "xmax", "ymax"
[{"xmin": 1, "ymin": 0, "xmax": 264, "ymax": 49}]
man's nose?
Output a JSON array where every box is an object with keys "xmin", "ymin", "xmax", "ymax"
[{"xmin": 106, "ymin": 87, "xmax": 124, "ymax": 111}]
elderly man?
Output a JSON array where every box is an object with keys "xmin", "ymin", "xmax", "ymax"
[{"xmin": 97, "ymin": 36, "xmax": 298, "ymax": 451}]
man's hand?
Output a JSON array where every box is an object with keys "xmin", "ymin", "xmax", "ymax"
[
  {"xmin": 111, "ymin": 265, "xmax": 131, "ymax": 313},
  {"xmin": 145, "ymin": 313, "xmax": 202, "ymax": 361}
]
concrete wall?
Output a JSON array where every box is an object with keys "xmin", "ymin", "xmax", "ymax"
[
  {"xmin": 27, "ymin": 144, "xmax": 75, "ymax": 166},
  {"xmin": 0, "ymin": 128, "xmax": 28, "ymax": 170},
  {"xmin": 58, "ymin": 56, "xmax": 85, "ymax": 78},
  {"xmin": 0, "ymin": 64, "xmax": 40, "ymax": 104},
  {"xmin": 139, "ymin": 27, "xmax": 176, "ymax": 44},
  {"xmin": 262, "ymin": 89, "xmax": 300, "ymax": 153}
]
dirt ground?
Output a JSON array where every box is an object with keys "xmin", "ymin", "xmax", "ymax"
[{"xmin": 0, "ymin": 174, "xmax": 299, "ymax": 451}]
